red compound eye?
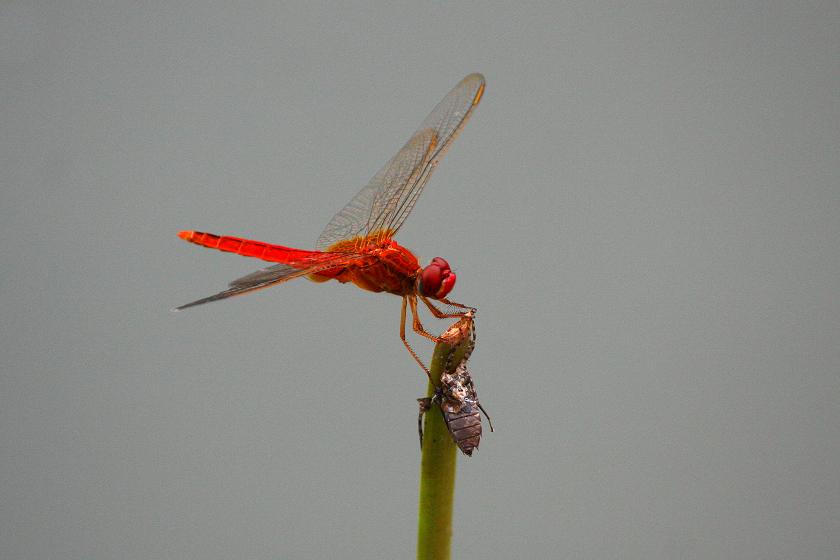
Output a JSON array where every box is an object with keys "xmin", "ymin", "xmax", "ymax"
[
  {"xmin": 419, "ymin": 258, "xmax": 456, "ymax": 298},
  {"xmin": 430, "ymin": 257, "xmax": 450, "ymax": 270},
  {"xmin": 438, "ymin": 272, "xmax": 456, "ymax": 298}
]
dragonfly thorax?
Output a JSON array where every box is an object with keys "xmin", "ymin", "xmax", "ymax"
[{"xmin": 418, "ymin": 257, "xmax": 456, "ymax": 299}]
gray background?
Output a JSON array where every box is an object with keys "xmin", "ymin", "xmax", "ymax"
[{"xmin": 2, "ymin": 2, "xmax": 838, "ymax": 558}]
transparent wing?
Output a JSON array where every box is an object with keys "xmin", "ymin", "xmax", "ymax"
[
  {"xmin": 173, "ymin": 253, "xmax": 365, "ymax": 311},
  {"xmin": 316, "ymin": 73, "xmax": 485, "ymax": 251},
  {"xmin": 316, "ymin": 129, "xmax": 437, "ymax": 251}
]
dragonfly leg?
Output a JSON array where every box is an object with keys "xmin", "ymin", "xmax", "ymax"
[
  {"xmin": 438, "ymin": 297, "xmax": 477, "ymax": 313},
  {"xmin": 409, "ymin": 296, "xmax": 443, "ymax": 343},
  {"xmin": 419, "ymin": 294, "xmax": 466, "ymax": 319},
  {"xmin": 401, "ymin": 296, "xmax": 432, "ymax": 378}
]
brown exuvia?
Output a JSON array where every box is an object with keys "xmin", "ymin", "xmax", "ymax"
[{"xmin": 418, "ymin": 358, "xmax": 493, "ymax": 456}]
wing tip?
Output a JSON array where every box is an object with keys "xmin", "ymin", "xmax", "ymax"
[
  {"xmin": 472, "ymin": 82, "xmax": 485, "ymax": 107},
  {"xmin": 171, "ymin": 297, "xmax": 215, "ymax": 311},
  {"xmin": 171, "ymin": 297, "xmax": 213, "ymax": 311},
  {"xmin": 467, "ymin": 73, "xmax": 486, "ymax": 106}
]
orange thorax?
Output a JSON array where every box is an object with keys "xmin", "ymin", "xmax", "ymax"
[{"xmin": 309, "ymin": 239, "xmax": 421, "ymax": 296}]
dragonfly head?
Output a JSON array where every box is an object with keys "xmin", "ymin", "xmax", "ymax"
[{"xmin": 418, "ymin": 257, "xmax": 456, "ymax": 299}]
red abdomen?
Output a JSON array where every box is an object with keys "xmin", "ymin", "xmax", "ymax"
[{"xmin": 178, "ymin": 231, "xmax": 319, "ymax": 264}]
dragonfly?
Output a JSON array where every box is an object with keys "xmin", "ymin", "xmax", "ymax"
[{"xmin": 175, "ymin": 73, "xmax": 485, "ymax": 375}]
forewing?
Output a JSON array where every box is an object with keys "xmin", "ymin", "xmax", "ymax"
[
  {"xmin": 384, "ymin": 73, "xmax": 485, "ymax": 236},
  {"xmin": 316, "ymin": 129, "xmax": 437, "ymax": 251},
  {"xmin": 173, "ymin": 253, "xmax": 363, "ymax": 311},
  {"xmin": 316, "ymin": 73, "xmax": 485, "ymax": 250}
]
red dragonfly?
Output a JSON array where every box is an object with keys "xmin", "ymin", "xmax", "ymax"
[{"xmin": 175, "ymin": 73, "xmax": 485, "ymax": 375}]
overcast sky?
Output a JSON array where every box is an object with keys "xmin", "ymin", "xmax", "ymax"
[{"xmin": 2, "ymin": 2, "xmax": 839, "ymax": 558}]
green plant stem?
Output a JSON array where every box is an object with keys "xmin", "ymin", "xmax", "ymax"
[{"xmin": 416, "ymin": 336, "xmax": 473, "ymax": 560}]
